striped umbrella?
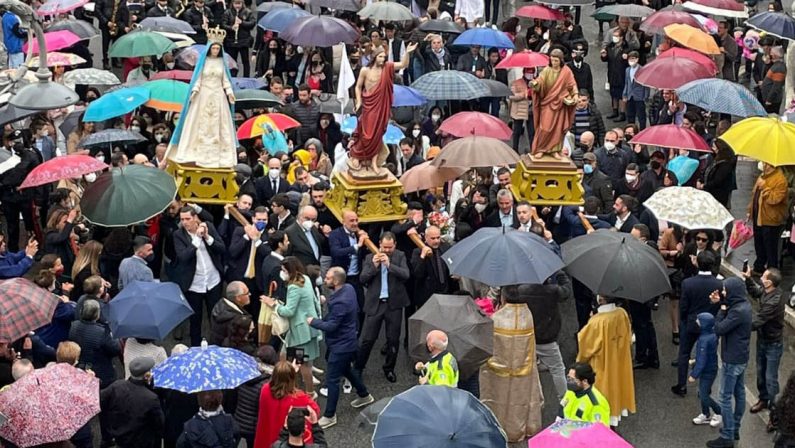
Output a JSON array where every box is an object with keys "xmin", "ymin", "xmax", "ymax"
[
  {"xmin": 410, "ymin": 70, "xmax": 490, "ymax": 101},
  {"xmin": 677, "ymin": 78, "xmax": 766, "ymax": 117}
]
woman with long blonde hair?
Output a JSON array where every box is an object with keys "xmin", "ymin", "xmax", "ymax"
[{"xmin": 70, "ymin": 240, "xmax": 103, "ymax": 300}]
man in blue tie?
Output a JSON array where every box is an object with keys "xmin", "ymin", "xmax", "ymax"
[{"xmin": 329, "ymin": 210, "xmax": 369, "ymax": 330}]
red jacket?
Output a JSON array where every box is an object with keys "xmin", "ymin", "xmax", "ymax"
[{"xmin": 253, "ymin": 384, "xmax": 320, "ymax": 448}]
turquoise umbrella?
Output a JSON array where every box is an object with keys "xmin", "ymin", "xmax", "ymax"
[{"xmin": 83, "ymin": 86, "xmax": 150, "ymax": 122}]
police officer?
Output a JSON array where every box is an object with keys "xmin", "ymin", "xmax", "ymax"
[
  {"xmin": 414, "ymin": 330, "xmax": 459, "ymax": 387},
  {"xmin": 560, "ymin": 362, "xmax": 611, "ymax": 426}
]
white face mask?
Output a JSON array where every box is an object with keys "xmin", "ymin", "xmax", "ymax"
[
  {"xmin": 95, "ymin": 153, "xmax": 105, "ymax": 162},
  {"xmin": 758, "ymin": 161, "xmax": 764, "ymax": 171},
  {"xmin": 268, "ymin": 168, "xmax": 281, "ymax": 179},
  {"xmin": 155, "ymin": 133, "xmax": 166, "ymax": 142},
  {"xmin": 625, "ymin": 174, "xmax": 637, "ymax": 183},
  {"xmin": 301, "ymin": 220, "xmax": 314, "ymax": 231},
  {"xmin": 604, "ymin": 142, "xmax": 616, "ymax": 151},
  {"xmin": 84, "ymin": 172, "xmax": 97, "ymax": 183},
  {"xmin": 628, "ymin": 60, "xmax": 638, "ymax": 67},
  {"xmin": 411, "ymin": 129, "xmax": 421, "ymax": 138},
  {"xmin": 279, "ymin": 270, "xmax": 290, "ymax": 281},
  {"xmin": 542, "ymin": 31, "xmax": 549, "ymax": 40},
  {"xmin": 431, "ymin": 114, "xmax": 441, "ymax": 122},
  {"xmin": 166, "ymin": 62, "xmax": 175, "ymax": 70},
  {"xmin": 131, "ymin": 125, "xmax": 141, "ymax": 133},
  {"xmin": 474, "ymin": 203, "xmax": 487, "ymax": 213},
  {"xmin": 516, "ymin": 25, "xmax": 521, "ymax": 33},
  {"xmin": 612, "ymin": 36, "xmax": 620, "ymax": 43}
]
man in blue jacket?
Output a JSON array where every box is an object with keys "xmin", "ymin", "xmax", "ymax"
[
  {"xmin": 0, "ymin": 233, "xmax": 37, "ymax": 279},
  {"xmin": 1, "ymin": 10, "xmax": 25, "ymax": 68},
  {"xmin": 308, "ymin": 267, "xmax": 374, "ymax": 429},
  {"xmin": 707, "ymin": 277, "xmax": 752, "ymax": 448}
]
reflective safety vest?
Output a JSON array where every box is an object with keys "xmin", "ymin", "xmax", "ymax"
[
  {"xmin": 424, "ymin": 350, "xmax": 459, "ymax": 387},
  {"xmin": 560, "ymin": 386, "xmax": 611, "ymax": 427}
]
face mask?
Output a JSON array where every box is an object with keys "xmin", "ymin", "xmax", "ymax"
[
  {"xmin": 165, "ymin": 62, "xmax": 175, "ymax": 69},
  {"xmin": 524, "ymin": 72, "xmax": 534, "ymax": 80},
  {"xmin": 612, "ymin": 36, "xmax": 620, "ymax": 43},
  {"xmin": 474, "ymin": 203, "xmax": 487, "ymax": 213},
  {"xmin": 412, "ymin": 129, "xmax": 421, "ymax": 138},
  {"xmin": 268, "ymin": 168, "xmax": 280, "ymax": 179},
  {"xmin": 604, "ymin": 142, "xmax": 616, "ymax": 151},
  {"xmin": 516, "ymin": 25, "xmax": 521, "ymax": 33},
  {"xmin": 144, "ymin": 254, "xmax": 155, "ymax": 263},
  {"xmin": 758, "ymin": 161, "xmax": 764, "ymax": 171},
  {"xmin": 131, "ymin": 125, "xmax": 141, "ymax": 133},
  {"xmin": 628, "ymin": 60, "xmax": 638, "ymax": 67},
  {"xmin": 296, "ymin": 46, "xmax": 304, "ymax": 54},
  {"xmin": 542, "ymin": 31, "xmax": 549, "ymax": 40},
  {"xmin": 650, "ymin": 160, "xmax": 662, "ymax": 170},
  {"xmin": 141, "ymin": 65, "xmax": 152, "ymax": 72},
  {"xmin": 573, "ymin": 55, "xmax": 583, "ymax": 62},
  {"xmin": 86, "ymin": 96, "xmax": 97, "ymax": 102},
  {"xmin": 566, "ymin": 378, "xmax": 583, "ymax": 392},
  {"xmin": 431, "ymin": 114, "xmax": 441, "ymax": 122},
  {"xmin": 301, "ymin": 220, "xmax": 314, "ymax": 231},
  {"xmin": 315, "ymin": 276, "xmax": 323, "ymax": 286},
  {"xmin": 54, "ymin": 266, "xmax": 65, "ymax": 276},
  {"xmin": 95, "ymin": 153, "xmax": 105, "ymax": 162},
  {"xmin": 255, "ymin": 221, "xmax": 267, "ymax": 232},
  {"xmin": 583, "ymin": 164, "xmax": 594, "ymax": 174},
  {"xmin": 279, "ymin": 270, "xmax": 290, "ymax": 282},
  {"xmin": 84, "ymin": 172, "xmax": 97, "ymax": 183},
  {"xmin": 625, "ymin": 174, "xmax": 637, "ymax": 183},
  {"xmin": 320, "ymin": 119, "xmax": 329, "ymax": 128},
  {"xmin": 155, "ymin": 133, "xmax": 166, "ymax": 142}
]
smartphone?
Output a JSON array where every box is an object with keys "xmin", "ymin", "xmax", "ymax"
[
  {"xmin": 286, "ymin": 347, "xmax": 305, "ymax": 364},
  {"xmin": 742, "ymin": 259, "xmax": 749, "ymax": 273}
]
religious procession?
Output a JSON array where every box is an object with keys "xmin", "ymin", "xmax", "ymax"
[{"xmin": 0, "ymin": 0, "xmax": 794, "ymax": 446}]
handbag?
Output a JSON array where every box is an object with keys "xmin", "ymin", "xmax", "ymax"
[{"xmin": 270, "ymin": 302, "xmax": 290, "ymax": 337}]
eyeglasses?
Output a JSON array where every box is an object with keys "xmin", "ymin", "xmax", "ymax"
[{"xmin": 695, "ymin": 237, "xmax": 709, "ymax": 242}]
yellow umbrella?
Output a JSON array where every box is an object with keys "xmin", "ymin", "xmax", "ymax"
[
  {"xmin": 664, "ymin": 23, "xmax": 721, "ymax": 55},
  {"xmin": 718, "ymin": 116, "xmax": 795, "ymax": 166}
]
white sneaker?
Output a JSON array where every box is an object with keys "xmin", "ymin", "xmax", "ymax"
[
  {"xmin": 343, "ymin": 379, "xmax": 352, "ymax": 394},
  {"xmin": 319, "ymin": 387, "xmax": 328, "ymax": 397},
  {"xmin": 318, "ymin": 415, "xmax": 337, "ymax": 429},
  {"xmin": 709, "ymin": 414, "xmax": 723, "ymax": 428},
  {"xmin": 312, "ymin": 375, "xmax": 321, "ymax": 386},
  {"xmin": 312, "ymin": 366, "xmax": 324, "ymax": 375},
  {"xmin": 692, "ymin": 413, "xmax": 711, "ymax": 425}
]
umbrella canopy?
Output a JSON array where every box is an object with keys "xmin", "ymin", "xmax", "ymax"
[
  {"xmin": 308, "ymin": 0, "xmax": 361, "ymax": 10},
  {"xmin": 409, "ymin": 295, "xmax": 493, "ymax": 380},
  {"xmin": 46, "ymin": 18, "xmax": 99, "ymax": 39},
  {"xmin": 83, "ymin": 86, "xmax": 150, "ymax": 122},
  {"xmin": 393, "ymin": 85, "xmax": 427, "ymax": 107},
  {"xmin": 109, "ymin": 30, "xmax": 177, "ymax": 57},
  {"xmin": 257, "ymin": 0, "xmax": 294, "ymax": 12},
  {"xmin": 718, "ymin": 116, "xmax": 795, "ymax": 166},
  {"xmin": 533, "ymin": 0, "xmax": 590, "ymax": 4},
  {"xmin": 529, "ymin": 419, "xmax": 633, "ymax": 448},
  {"xmin": 373, "ymin": 385, "xmax": 507, "ymax": 447},
  {"xmin": 143, "ymin": 79, "xmax": 190, "ymax": 112},
  {"xmin": 257, "ymin": 7, "xmax": 312, "ymax": 33},
  {"xmin": 108, "ymin": 281, "xmax": 194, "ymax": 340},
  {"xmin": 410, "ymin": 70, "xmax": 490, "ymax": 101},
  {"xmin": 77, "ymin": 129, "xmax": 147, "ymax": 148},
  {"xmin": 561, "ymin": 230, "xmax": 671, "ymax": 302},
  {"xmin": 495, "ymin": 50, "xmax": 549, "ymax": 69},
  {"xmin": 58, "ymin": 110, "xmax": 83, "ymax": 137},
  {"xmin": 26, "ymin": 52, "xmax": 86, "ymax": 68},
  {"xmin": 635, "ymin": 52, "xmax": 715, "ymax": 89},
  {"xmin": 139, "ymin": 16, "xmax": 196, "ymax": 34},
  {"xmin": 21, "ymin": 154, "xmax": 108, "ymax": 189},
  {"xmin": 315, "ymin": 94, "xmax": 355, "ymax": 114},
  {"xmin": 234, "ymin": 89, "xmax": 284, "ymax": 109},
  {"xmin": 0, "ymin": 363, "xmax": 100, "ymax": 448},
  {"xmin": 677, "ymin": 78, "xmax": 766, "ymax": 117},
  {"xmin": 656, "ymin": 47, "xmax": 717, "ymax": 74},
  {"xmin": 453, "ymin": 27, "xmax": 515, "ymax": 49},
  {"xmin": 152, "ymin": 341, "xmax": 260, "ymax": 393},
  {"xmin": 356, "ymin": 396, "xmax": 391, "ymax": 433},
  {"xmin": 630, "ymin": 124, "xmax": 711, "ymax": 152},
  {"xmin": 481, "ymin": 79, "xmax": 511, "ymax": 97},
  {"xmin": 154, "ymin": 31, "xmax": 196, "ymax": 48},
  {"xmin": 339, "ymin": 116, "xmax": 404, "ymax": 144},
  {"xmin": 747, "ymin": 11, "xmax": 795, "ymax": 40},
  {"xmin": 233, "ymin": 77, "xmax": 266, "ymax": 90},
  {"xmin": 281, "ymin": 16, "xmax": 360, "ymax": 47},
  {"xmin": 0, "ymin": 103, "xmax": 39, "ymax": 127},
  {"xmin": 430, "ymin": 136, "xmax": 520, "ymax": 168},
  {"xmin": 23, "ymin": 30, "xmax": 80, "ymax": 54},
  {"xmin": 37, "ymin": 0, "xmax": 89, "ymax": 15},
  {"xmin": 176, "ymin": 44, "xmax": 238, "ymax": 70},
  {"xmin": 664, "ymin": 23, "xmax": 720, "ymax": 54},
  {"xmin": 644, "ymin": 186, "xmax": 734, "ymax": 230},
  {"xmin": 62, "ymin": 68, "xmax": 121, "ymax": 86},
  {"xmin": 0, "ymin": 278, "xmax": 59, "ymax": 343},
  {"xmin": 151, "ymin": 69, "xmax": 194, "ymax": 81},
  {"xmin": 439, "ymin": 111, "xmax": 512, "ymax": 139},
  {"xmin": 358, "ymin": 1, "xmax": 414, "ymax": 21},
  {"xmin": 237, "ymin": 113, "xmax": 300, "ymax": 139},
  {"xmin": 80, "ymin": 164, "xmax": 177, "ymax": 226},
  {"xmin": 640, "ymin": 7, "xmax": 703, "ymax": 33},
  {"xmin": 683, "ymin": 0, "xmax": 747, "ymax": 17},
  {"xmin": 400, "ymin": 161, "xmax": 465, "ymax": 193},
  {"xmin": 442, "ymin": 226, "xmax": 565, "ymax": 286},
  {"xmin": 594, "ymin": 3, "xmax": 655, "ymax": 17},
  {"xmin": 417, "ymin": 19, "xmax": 464, "ymax": 34},
  {"xmin": 516, "ymin": 4, "xmax": 565, "ymax": 20}
]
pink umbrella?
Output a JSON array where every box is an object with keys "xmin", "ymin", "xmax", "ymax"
[
  {"xmin": 37, "ymin": 0, "xmax": 90, "ymax": 16},
  {"xmin": 439, "ymin": 111, "xmax": 512, "ymax": 140},
  {"xmin": 150, "ymin": 69, "xmax": 193, "ymax": 81},
  {"xmin": 528, "ymin": 420, "xmax": 632, "ymax": 448},
  {"xmin": 631, "ymin": 124, "xmax": 712, "ymax": 152},
  {"xmin": 399, "ymin": 160, "xmax": 465, "ymax": 193},
  {"xmin": 495, "ymin": 50, "xmax": 550, "ymax": 69},
  {"xmin": 635, "ymin": 52, "xmax": 715, "ymax": 89},
  {"xmin": 640, "ymin": 8, "xmax": 703, "ymax": 34},
  {"xmin": 21, "ymin": 154, "xmax": 108, "ymax": 189},
  {"xmin": 656, "ymin": 47, "xmax": 717, "ymax": 74},
  {"xmin": 516, "ymin": 4, "xmax": 565, "ymax": 20},
  {"xmin": 23, "ymin": 30, "xmax": 81, "ymax": 54}
]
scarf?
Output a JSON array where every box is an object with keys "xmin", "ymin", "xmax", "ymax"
[
  {"xmin": 433, "ymin": 48, "xmax": 446, "ymax": 64},
  {"xmin": 198, "ymin": 406, "xmax": 225, "ymax": 419}
]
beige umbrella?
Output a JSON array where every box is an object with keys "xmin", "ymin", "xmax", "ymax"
[
  {"xmin": 399, "ymin": 161, "xmax": 465, "ymax": 193},
  {"xmin": 430, "ymin": 136, "xmax": 520, "ymax": 169}
]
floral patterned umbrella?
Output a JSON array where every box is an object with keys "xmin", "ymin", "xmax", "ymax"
[
  {"xmin": 20, "ymin": 154, "xmax": 108, "ymax": 189},
  {"xmin": 0, "ymin": 278, "xmax": 59, "ymax": 343},
  {"xmin": 62, "ymin": 68, "xmax": 121, "ymax": 86},
  {"xmin": 644, "ymin": 186, "xmax": 735, "ymax": 230},
  {"xmin": 152, "ymin": 340, "xmax": 260, "ymax": 393},
  {"xmin": 26, "ymin": 52, "xmax": 86, "ymax": 68}
]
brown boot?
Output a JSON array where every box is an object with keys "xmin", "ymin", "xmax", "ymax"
[{"xmin": 750, "ymin": 400, "xmax": 768, "ymax": 414}]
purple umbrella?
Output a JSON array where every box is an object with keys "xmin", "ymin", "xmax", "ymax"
[
  {"xmin": 280, "ymin": 16, "xmax": 360, "ymax": 47},
  {"xmin": 176, "ymin": 44, "xmax": 238, "ymax": 70}
]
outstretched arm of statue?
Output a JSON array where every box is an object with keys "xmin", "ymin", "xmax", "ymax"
[
  {"xmin": 394, "ymin": 42, "xmax": 418, "ymax": 71},
  {"xmin": 354, "ymin": 67, "xmax": 367, "ymax": 112}
]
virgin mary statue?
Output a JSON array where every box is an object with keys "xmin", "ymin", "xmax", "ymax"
[{"xmin": 167, "ymin": 37, "xmax": 238, "ymax": 169}]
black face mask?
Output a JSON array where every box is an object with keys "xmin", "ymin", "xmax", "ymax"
[
  {"xmin": 650, "ymin": 160, "xmax": 662, "ymax": 170},
  {"xmin": 573, "ymin": 55, "xmax": 583, "ymax": 62},
  {"xmin": 566, "ymin": 378, "xmax": 583, "ymax": 392}
]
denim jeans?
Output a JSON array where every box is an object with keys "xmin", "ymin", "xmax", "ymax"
[
  {"xmin": 324, "ymin": 350, "xmax": 368, "ymax": 417},
  {"xmin": 698, "ymin": 371, "xmax": 721, "ymax": 417},
  {"xmin": 757, "ymin": 339, "xmax": 784, "ymax": 405},
  {"xmin": 719, "ymin": 362, "xmax": 747, "ymax": 440}
]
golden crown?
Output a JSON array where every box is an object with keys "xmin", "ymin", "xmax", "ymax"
[{"xmin": 207, "ymin": 26, "xmax": 226, "ymax": 44}]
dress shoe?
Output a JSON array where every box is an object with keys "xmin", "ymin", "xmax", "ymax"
[
  {"xmin": 633, "ymin": 361, "xmax": 648, "ymax": 370},
  {"xmin": 750, "ymin": 400, "xmax": 768, "ymax": 413},
  {"xmin": 671, "ymin": 360, "xmax": 679, "ymax": 367},
  {"xmin": 671, "ymin": 385, "xmax": 687, "ymax": 397},
  {"xmin": 706, "ymin": 436, "xmax": 734, "ymax": 448},
  {"xmin": 606, "ymin": 110, "xmax": 619, "ymax": 119},
  {"xmin": 672, "ymin": 333, "xmax": 680, "ymax": 345},
  {"xmin": 384, "ymin": 370, "xmax": 397, "ymax": 383},
  {"xmin": 612, "ymin": 113, "xmax": 626, "ymax": 122}
]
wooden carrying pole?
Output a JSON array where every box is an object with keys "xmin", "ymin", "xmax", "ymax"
[
  {"xmin": 409, "ymin": 233, "xmax": 429, "ymax": 251},
  {"xmin": 227, "ymin": 206, "xmax": 251, "ymax": 227},
  {"xmin": 363, "ymin": 237, "xmax": 379, "ymax": 255},
  {"xmin": 578, "ymin": 212, "xmax": 594, "ymax": 232}
]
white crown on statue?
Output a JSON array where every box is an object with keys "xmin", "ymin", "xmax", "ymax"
[{"xmin": 207, "ymin": 26, "xmax": 226, "ymax": 44}]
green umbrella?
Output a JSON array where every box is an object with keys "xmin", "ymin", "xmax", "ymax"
[
  {"xmin": 234, "ymin": 89, "xmax": 284, "ymax": 109},
  {"xmin": 80, "ymin": 165, "xmax": 177, "ymax": 227},
  {"xmin": 143, "ymin": 79, "xmax": 190, "ymax": 112},
  {"xmin": 109, "ymin": 30, "xmax": 177, "ymax": 58}
]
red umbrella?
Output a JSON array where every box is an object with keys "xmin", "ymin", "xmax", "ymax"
[
  {"xmin": 657, "ymin": 47, "xmax": 717, "ymax": 74},
  {"xmin": 20, "ymin": 154, "xmax": 108, "ymax": 189},
  {"xmin": 0, "ymin": 278, "xmax": 59, "ymax": 343},
  {"xmin": 635, "ymin": 53, "xmax": 715, "ymax": 89},
  {"xmin": 439, "ymin": 111, "xmax": 512, "ymax": 140},
  {"xmin": 640, "ymin": 8, "xmax": 703, "ymax": 34},
  {"xmin": 688, "ymin": 0, "xmax": 745, "ymax": 10},
  {"xmin": 0, "ymin": 363, "xmax": 100, "ymax": 447},
  {"xmin": 495, "ymin": 50, "xmax": 550, "ymax": 69},
  {"xmin": 516, "ymin": 4, "xmax": 565, "ymax": 20},
  {"xmin": 150, "ymin": 69, "xmax": 193, "ymax": 81},
  {"xmin": 684, "ymin": 0, "xmax": 747, "ymax": 16},
  {"xmin": 631, "ymin": 124, "xmax": 712, "ymax": 152},
  {"xmin": 22, "ymin": 30, "xmax": 81, "ymax": 54}
]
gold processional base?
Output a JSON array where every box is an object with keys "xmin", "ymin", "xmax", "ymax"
[
  {"xmin": 166, "ymin": 162, "xmax": 239, "ymax": 204},
  {"xmin": 510, "ymin": 156, "xmax": 585, "ymax": 206},
  {"xmin": 325, "ymin": 171, "xmax": 407, "ymax": 223}
]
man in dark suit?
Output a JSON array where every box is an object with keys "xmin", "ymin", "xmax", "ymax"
[
  {"xmin": 268, "ymin": 193, "xmax": 295, "ymax": 232},
  {"xmin": 410, "ymin": 225, "xmax": 455, "ymax": 311},
  {"xmin": 561, "ymin": 197, "xmax": 613, "ymax": 238},
  {"xmin": 390, "ymin": 202, "xmax": 425, "ymax": 259},
  {"xmin": 485, "ymin": 188, "xmax": 520, "ymax": 229},
  {"xmin": 457, "ymin": 185, "xmax": 493, "ymax": 230},
  {"xmin": 488, "ymin": 168, "xmax": 513, "ymax": 205},
  {"xmin": 217, "ymin": 194, "xmax": 253, "ymax": 246},
  {"xmin": 255, "ymin": 157, "xmax": 291, "ymax": 206},
  {"xmin": 226, "ymin": 206, "xmax": 271, "ymax": 321},
  {"xmin": 285, "ymin": 205, "xmax": 325, "ymax": 269},
  {"xmin": 328, "ymin": 210, "xmax": 369, "ymax": 329},
  {"xmin": 355, "ymin": 232, "xmax": 410, "ymax": 383},
  {"xmin": 171, "ymin": 206, "xmax": 227, "ymax": 346},
  {"xmin": 671, "ymin": 251, "xmax": 721, "ymax": 397},
  {"xmin": 599, "ymin": 194, "xmax": 639, "ymax": 233},
  {"xmin": 396, "ymin": 138, "xmax": 424, "ymax": 177},
  {"xmin": 259, "ymin": 230, "xmax": 289, "ymax": 303}
]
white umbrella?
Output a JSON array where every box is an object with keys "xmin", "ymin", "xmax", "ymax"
[{"xmin": 644, "ymin": 186, "xmax": 734, "ymax": 230}]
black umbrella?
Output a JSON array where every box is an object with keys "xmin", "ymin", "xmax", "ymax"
[
  {"xmin": 77, "ymin": 129, "xmax": 146, "ymax": 148},
  {"xmin": 308, "ymin": 0, "xmax": 361, "ymax": 11},
  {"xmin": 46, "ymin": 19, "xmax": 99, "ymax": 39},
  {"xmin": 561, "ymin": 229, "xmax": 671, "ymax": 302},
  {"xmin": 0, "ymin": 103, "xmax": 39, "ymax": 127},
  {"xmin": 355, "ymin": 396, "xmax": 391, "ymax": 433},
  {"xmin": 315, "ymin": 94, "xmax": 354, "ymax": 114},
  {"xmin": 257, "ymin": 0, "xmax": 295, "ymax": 12},
  {"xmin": 480, "ymin": 79, "xmax": 510, "ymax": 98},
  {"xmin": 59, "ymin": 110, "xmax": 83, "ymax": 138},
  {"xmin": 235, "ymin": 89, "xmax": 284, "ymax": 109},
  {"xmin": 418, "ymin": 19, "xmax": 465, "ymax": 34}
]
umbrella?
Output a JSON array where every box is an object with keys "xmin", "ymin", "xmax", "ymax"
[
  {"xmin": 677, "ymin": 78, "xmax": 766, "ymax": 117},
  {"xmin": 62, "ymin": 68, "xmax": 121, "ymax": 86},
  {"xmin": 83, "ymin": 86, "xmax": 150, "ymax": 122},
  {"xmin": 373, "ymin": 385, "xmax": 507, "ymax": 447},
  {"xmin": 0, "ymin": 103, "xmax": 39, "ymax": 127},
  {"xmin": 561, "ymin": 230, "xmax": 671, "ymax": 302},
  {"xmin": 409, "ymin": 295, "xmax": 493, "ymax": 380},
  {"xmin": 20, "ymin": 154, "xmax": 108, "ymax": 189},
  {"xmin": 634, "ymin": 52, "xmax": 715, "ymax": 89},
  {"xmin": 656, "ymin": 47, "xmax": 717, "ymax": 75},
  {"xmin": 143, "ymin": 79, "xmax": 190, "ymax": 112},
  {"xmin": 153, "ymin": 31, "xmax": 195, "ymax": 49},
  {"xmin": 237, "ymin": 113, "xmax": 300, "ymax": 139},
  {"xmin": 417, "ymin": 19, "xmax": 464, "ymax": 34},
  {"xmin": 630, "ymin": 124, "xmax": 711, "ymax": 152},
  {"xmin": 308, "ymin": 0, "xmax": 361, "ymax": 10},
  {"xmin": 80, "ymin": 164, "xmax": 177, "ymax": 227},
  {"xmin": 495, "ymin": 50, "xmax": 549, "ymax": 69},
  {"xmin": 281, "ymin": 16, "xmax": 360, "ymax": 47},
  {"xmin": 453, "ymin": 27, "xmax": 515, "ymax": 49},
  {"xmin": 0, "ymin": 278, "xmax": 59, "ymax": 343},
  {"xmin": 443, "ymin": 226, "xmax": 564, "ymax": 286},
  {"xmin": 151, "ymin": 69, "xmax": 194, "ymax": 81},
  {"xmin": 233, "ymin": 77, "xmax": 266, "ymax": 90},
  {"xmin": 640, "ymin": 7, "xmax": 703, "ymax": 34},
  {"xmin": 594, "ymin": 3, "xmax": 655, "ymax": 18},
  {"xmin": 108, "ymin": 281, "xmax": 194, "ymax": 340},
  {"xmin": 400, "ymin": 161, "xmax": 465, "ymax": 193},
  {"xmin": 139, "ymin": 16, "xmax": 196, "ymax": 34},
  {"xmin": 410, "ymin": 70, "xmax": 490, "ymax": 101},
  {"xmin": 430, "ymin": 136, "xmax": 520, "ymax": 168},
  {"xmin": 0, "ymin": 363, "xmax": 100, "ymax": 448},
  {"xmin": 644, "ymin": 186, "xmax": 734, "ymax": 230},
  {"xmin": 46, "ymin": 18, "xmax": 99, "ymax": 39},
  {"xmin": 315, "ymin": 94, "xmax": 355, "ymax": 114},
  {"xmin": 234, "ymin": 89, "xmax": 284, "ymax": 109},
  {"xmin": 59, "ymin": 110, "xmax": 83, "ymax": 137},
  {"xmin": 747, "ymin": 12, "xmax": 795, "ymax": 40},
  {"xmin": 152, "ymin": 340, "xmax": 260, "ymax": 393},
  {"xmin": 393, "ymin": 85, "xmax": 427, "ymax": 107},
  {"xmin": 480, "ymin": 79, "xmax": 511, "ymax": 97},
  {"xmin": 23, "ymin": 30, "xmax": 80, "ymax": 54},
  {"xmin": 37, "ymin": 0, "xmax": 90, "ymax": 15},
  {"xmin": 529, "ymin": 419, "xmax": 633, "ymax": 448},
  {"xmin": 533, "ymin": 0, "xmax": 591, "ymax": 4},
  {"xmin": 683, "ymin": 0, "xmax": 747, "ymax": 18},
  {"xmin": 516, "ymin": 4, "xmax": 565, "ymax": 20},
  {"xmin": 176, "ymin": 44, "xmax": 238, "ymax": 70},
  {"xmin": 339, "ymin": 116, "xmax": 404, "ymax": 144},
  {"xmin": 664, "ymin": 23, "xmax": 720, "ymax": 54},
  {"xmin": 257, "ymin": 0, "xmax": 294, "ymax": 12},
  {"xmin": 77, "ymin": 129, "xmax": 147, "ymax": 148},
  {"xmin": 718, "ymin": 116, "xmax": 795, "ymax": 166},
  {"xmin": 439, "ymin": 111, "xmax": 512, "ymax": 139},
  {"xmin": 356, "ymin": 396, "xmax": 391, "ymax": 433},
  {"xmin": 257, "ymin": 7, "xmax": 312, "ymax": 33},
  {"xmin": 109, "ymin": 30, "xmax": 177, "ymax": 57},
  {"xmin": 358, "ymin": 1, "xmax": 414, "ymax": 21},
  {"xmin": 26, "ymin": 52, "xmax": 86, "ymax": 68}
]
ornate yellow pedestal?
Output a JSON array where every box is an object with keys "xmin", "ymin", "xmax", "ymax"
[
  {"xmin": 325, "ymin": 171, "xmax": 407, "ymax": 223},
  {"xmin": 166, "ymin": 161, "xmax": 239, "ymax": 204},
  {"xmin": 510, "ymin": 155, "xmax": 585, "ymax": 206}
]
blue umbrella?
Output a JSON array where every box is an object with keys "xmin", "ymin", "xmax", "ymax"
[
  {"xmin": 152, "ymin": 341, "xmax": 260, "ymax": 393},
  {"xmin": 83, "ymin": 86, "xmax": 150, "ymax": 122},
  {"xmin": 393, "ymin": 85, "xmax": 427, "ymax": 107},
  {"xmin": 747, "ymin": 12, "xmax": 795, "ymax": 40},
  {"xmin": 107, "ymin": 281, "xmax": 193, "ymax": 340},
  {"xmin": 373, "ymin": 385, "xmax": 507, "ymax": 447},
  {"xmin": 453, "ymin": 28, "xmax": 515, "ymax": 49},
  {"xmin": 442, "ymin": 226, "xmax": 564, "ymax": 286},
  {"xmin": 257, "ymin": 7, "xmax": 312, "ymax": 32},
  {"xmin": 676, "ymin": 78, "xmax": 766, "ymax": 117},
  {"xmin": 233, "ymin": 77, "xmax": 266, "ymax": 90},
  {"xmin": 340, "ymin": 116, "xmax": 403, "ymax": 143}
]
